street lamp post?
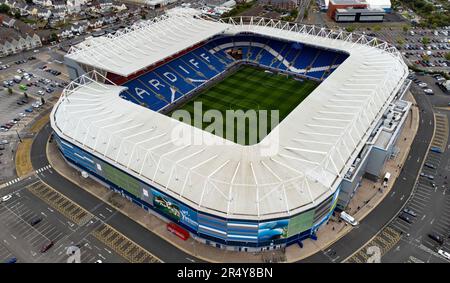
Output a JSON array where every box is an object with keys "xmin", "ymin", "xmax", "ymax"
[{"xmin": 16, "ymin": 130, "xmax": 22, "ymax": 143}]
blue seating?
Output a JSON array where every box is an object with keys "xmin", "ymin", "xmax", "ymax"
[
  {"xmin": 120, "ymin": 35, "xmax": 348, "ymax": 111},
  {"xmin": 292, "ymin": 46, "xmax": 319, "ymax": 71}
]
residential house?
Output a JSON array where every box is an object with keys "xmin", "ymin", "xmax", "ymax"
[
  {"xmin": 98, "ymin": 0, "xmax": 113, "ymax": 11},
  {"xmin": 37, "ymin": 7, "xmax": 51, "ymax": 19},
  {"xmin": 1, "ymin": 17, "xmax": 16, "ymax": 28},
  {"xmin": 52, "ymin": 6, "xmax": 67, "ymax": 18},
  {"xmin": 59, "ymin": 28, "xmax": 73, "ymax": 38},
  {"xmin": 52, "ymin": 0, "xmax": 67, "ymax": 9},
  {"xmin": 70, "ymin": 22, "xmax": 86, "ymax": 34},
  {"xmin": 67, "ymin": 0, "xmax": 82, "ymax": 13},
  {"xmin": 0, "ymin": 33, "xmax": 40, "ymax": 57}
]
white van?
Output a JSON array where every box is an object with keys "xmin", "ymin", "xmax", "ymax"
[
  {"xmin": 383, "ymin": 172, "xmax": 391, "ymax": 187},
  {"xmin": 340, "ymin": 211, "xmax": 358, "ymax": 226},
  {"xmin": 438, "ymin": 249, "xmax": 450, "ymax": 260},
  {"xmin": 13, "ymin": 75, "xmax": 22, "ymax": 83}
]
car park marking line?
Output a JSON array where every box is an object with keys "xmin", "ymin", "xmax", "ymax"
[
  {"xmin": 17, "ymin": 224, "xmax": 35, "ymax": 237},
  {"xmin": 416, "ymin": 186, "xmax": 433, "ymax": 194},
  {"xmin": 412, "ymin": 194, "xmax": 430, "ymax": 201},
  {"xmin": 410, "ymin": 198, "xmax": 429, "ymax": 206},
  {"xmin": 27, "ymin": 182, "xmax": 92, "ymax": 226},
  {"xmin": 395, "ymin": 219, "xmax": 412, "ymax": 229},
  {"xmin": 413, "ymin": 190, "xmax": 432, "ymax": 198},
  {"xmin": 0, "ymin": 204, "xmax": 51, "ymax": 247},
  {"xmin": 437, "ymin": 218, "xmax": 450, "ymax": 226},
  {"xmin": 389, "ymin": 223, "xmax": 407, "ymax": 234},
  {"xmin": 407, "ymin": 203, "xmax": 423, "ymax": 211},
  {"xmin": 434, "ymin": 222, "xmax": 448, "ymax": 231}
]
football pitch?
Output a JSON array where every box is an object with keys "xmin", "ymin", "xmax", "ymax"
[{"xmin": 169, "ymin": 65, "xmax": 318, "ymax": 145}]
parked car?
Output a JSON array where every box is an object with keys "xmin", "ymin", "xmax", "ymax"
[
  {"xmin": 40, "ymin": 241, "xmax": 54, "ymax": 253},
  {"xmin": 398, "ymin": 212, "xmax": 413, "ymax": 224},
  {"xmin": 4, "ymin": 257, "xmax": 17, "ymax": 264},
  {"xmin": 424, "ymin": 88, "xmax": 434, "ymax": 95},
  {"xmin": 403, "ymin": 208, "xmax": 417, "ymax": 217},
  {"xmin": 30, "ymin": 217, "xmax": 43, "ymax": 226},
  {"xmin": 428, "ymin": 233, "xmax": 444, "ymax": 245},
  {"xmin": 424, "ymin": 162, "xmax": 435, "ymax": 169}
]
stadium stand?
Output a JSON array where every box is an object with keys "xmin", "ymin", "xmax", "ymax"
[{"xmin": 120, "ymin": 34, "xmax": 348, "ymax": 112}]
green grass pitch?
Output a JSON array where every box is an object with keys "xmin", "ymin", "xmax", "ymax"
[{"xmin": 168, "ymin": 65, "xmax": 318, "ymax": 145}]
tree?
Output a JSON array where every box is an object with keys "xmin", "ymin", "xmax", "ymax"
[
  {"xmin": 7, "ymin": 88, "xmax": 13, "ymax": 95},
  {"xmin": 402, "ymin": 25, "xmax": 409, "ymax": 33},
  {"xmin": 50, "ymin": 32, "xmax": 58, "ymax": 42},
  {"xmin": 0, "ymin": 3, "xmax": 10, "ymax": 14},
  {"xmin": 24, "ymin": 92, "xmax": 28, "ymax": 99},
  {"xmin": 421, "ymin": 37, "xmax": 430, "ymax": 45},
  {"xmin": 346, "ymin": 26, "xmax": 355, "ymax": 33},
  {"xmin": 13, "ymin": 10, "xmax": 20, "ymax": 19},
  {"xmin": 445, "ymin": 52, "xmax": 450, "ymax": 61}
]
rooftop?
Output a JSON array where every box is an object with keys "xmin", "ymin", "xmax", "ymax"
[{"xmin": 66, "ymin": 11, "xmax": 231, "ymax": 77}]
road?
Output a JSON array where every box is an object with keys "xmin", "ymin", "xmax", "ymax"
[
  {"xmin": 300, "ymin": 89, "xmax": 435, "ymax": 263},
  {"xmin": 381, "ymin": 76, "xmax": 450, "ymax": 263},
  {"xmin": 30, "ymin": 123, "xmax": 199, "ymax": 263}
]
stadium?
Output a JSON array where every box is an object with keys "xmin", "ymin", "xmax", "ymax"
[{"xmin": 50, "ymin": 8, "xmax": 410, "ymax": 251}]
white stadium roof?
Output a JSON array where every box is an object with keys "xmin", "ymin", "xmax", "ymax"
[
  {"xmin": 53, "ymin": 10, "xmax": 408, "ymax": 220},
  {"xmin": 66, "ymin": 10, "xmax": 230, "ymax": 77}
]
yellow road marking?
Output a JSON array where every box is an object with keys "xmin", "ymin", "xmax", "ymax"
[{"xmin": 92, "ymin": 224, "xmax": 162, "ymax": 263}]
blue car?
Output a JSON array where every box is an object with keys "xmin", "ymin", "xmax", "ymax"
[
  {"xmin": 25, "ymin": 107, "xmax": 33, "ymax": 113},
  {"xmin": 430, "ymin": 146, "xmax": 442, "ymax": 153},
  {"xmin": 4, "ymin": 257, "xmax": 17, "ymax": 264}
]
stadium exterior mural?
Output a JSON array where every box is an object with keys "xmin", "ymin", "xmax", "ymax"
[
  {"xmin": 258, "ymin": 220, "xmax": 289, "ymax": 241},
  {"xmin": 54, "ymin": 133, "xmax": 340, "ymax": 249},
  {"xmin": 286, "ymin": 210, "xmax": 315, "ymax": 238},
  {"xmin": 151, "ymin": 189, "xmax": 198, "ymax": 230}
]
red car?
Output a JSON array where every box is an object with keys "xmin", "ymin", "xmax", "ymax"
[{"xmin": 40, "ymin": 241, "xmax": 54, "ymax": 253}]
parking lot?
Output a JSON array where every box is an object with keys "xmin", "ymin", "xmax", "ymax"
[
  {"xmin": 383, "ymin": 110, "xmax": 450, "ymax": 263},
  {"xmin": 0, "ymin": 180, "xmax": 128, "ymax": 263},
  {"xmin": 0, "ymin": 89, "xmax": 38, "ymax": 128},
  {"xmin": 1, "ymin": 64, "xmax": 67, "ymax": 101},
  {"xmin": 398, "ymin": 27, "xmax": 450, "ymax": 72}
]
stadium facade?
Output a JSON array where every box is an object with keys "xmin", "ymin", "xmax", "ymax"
[{"xmin": 51, "ymin": 8, "xmax": 410, "ymax": 251}]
